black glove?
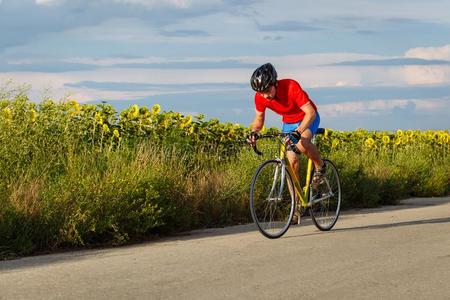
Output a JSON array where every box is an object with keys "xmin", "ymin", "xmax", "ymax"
[
  {"xmin": 288, "ymin": 130, "xmax": 301, "ymax": 144},
  {"xmin": 246, "ymin": 131, "xmax": 259, "ymax": 145}
]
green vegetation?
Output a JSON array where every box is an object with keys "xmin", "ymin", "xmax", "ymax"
[{"xmin": 1, "ymin": 92, "xmax": 449, "ymax": 259}]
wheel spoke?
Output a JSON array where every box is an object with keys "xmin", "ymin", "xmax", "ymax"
[
  {"xmin": 310, "ymin": 159, "xmax": 341, "ymax": 231},
  {"xmin": 250, "ymin": 160, "xmax": 295, "ymax": 238}
]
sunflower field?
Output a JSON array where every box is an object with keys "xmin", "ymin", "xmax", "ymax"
[{"xmin": 0, "ymin": 94, "xmax": 449, "ymax": 258}]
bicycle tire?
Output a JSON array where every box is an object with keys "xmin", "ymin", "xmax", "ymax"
[
  {"xmin": 250, "ymin": 159, "xmax": 296, "ymax": 239},
  {"xmin": 309, "ymin": 158, "xmax": 342, "ymax": 231}
]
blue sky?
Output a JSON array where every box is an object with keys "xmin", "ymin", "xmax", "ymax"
[{"xmin": 0, "ymin": 0, "xmax": 449, "ymax": 130}]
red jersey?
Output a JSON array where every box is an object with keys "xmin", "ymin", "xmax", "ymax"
[{"xmin": 254, "ymin": 79, "xmax": 317, "ymax": 123}]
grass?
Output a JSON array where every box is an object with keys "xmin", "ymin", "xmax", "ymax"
[{"xmin": 0, "ymin": 94, "xmax": 449, "ymax": 258}]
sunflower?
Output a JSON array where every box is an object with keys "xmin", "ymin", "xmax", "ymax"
[
  {"xmin": 406, "ymin": 130, "xmax": 414, "ymax": 138},
  {"xmin": 94, "ymin": 112, "xmax": 103, "ymax": 125},
  {"xmin": 130, "ymin": 105, "xmax": 139, "ymax": 118},
  {"xmin": 68, "ymin": 100, "xmax": 78, "ymax": 107},
  {"xmin": 30, "ymin": 109, "xmax": 37, "ymax": 122},
  {"xmin": 332, "ymin": 138, "xmax": 340, "ymax": 148},
  {"xmin": 183, "ymin": 115, "xmax": 192, "ymax": 127},
  {"xmin": 364, "ymin": 137, "xmax": 376, "ymax": 148},
  {"xmin": 152, "ymin": 104, "xmax": 161, "ymax": 115},
  {"xmin": 444, "ymin": 133, "xmax": 450, "ymax": 144},
  {"xmin": 2, "ymin": 107, "xmax": 12, "ymax": 120},
  {"xmin": 102, "ymin": 124, "xmax": 110, "ymax": 133}
]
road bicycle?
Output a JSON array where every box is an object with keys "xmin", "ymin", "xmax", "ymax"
[{"xmin": 249, "ymin": 128, "xmax": 342, "ymax": 238}]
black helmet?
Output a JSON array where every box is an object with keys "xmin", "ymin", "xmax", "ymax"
[{"xmin": 250, "ymin": 63, "xmax": 277, "ymax": 92}]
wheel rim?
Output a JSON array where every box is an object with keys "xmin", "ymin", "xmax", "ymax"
[{"xmin": 250, "ymin": 160, "xmax": 295, "ymax": 237}]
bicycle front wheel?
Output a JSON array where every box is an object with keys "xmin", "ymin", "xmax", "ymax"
[
  {"xmin": 250, "ymin": 159, "xmax": 296, "ymax": 239},
  {"xmin": 309, "ymin": 158, "xmax": 342, "ymax": 231}
]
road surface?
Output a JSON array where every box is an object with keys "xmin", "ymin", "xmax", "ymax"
[{"xmin": 1, "ymin": 197, "xmax": 450, "ymax": 299}]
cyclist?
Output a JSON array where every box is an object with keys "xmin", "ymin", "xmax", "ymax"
[{"xmin": 247, "ymin": 63, "xmax": 325, "ymax": 184}]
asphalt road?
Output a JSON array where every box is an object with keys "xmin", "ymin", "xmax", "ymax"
[{"xmin": 1, "ymin": 197, "xmax": 450, "ymax": 300}]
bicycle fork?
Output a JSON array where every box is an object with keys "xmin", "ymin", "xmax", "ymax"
[{"xmin": 268, "ymin": 159, "xmax": 286, "ymax": 202}]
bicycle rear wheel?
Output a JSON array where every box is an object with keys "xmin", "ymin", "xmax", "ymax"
[
  {"xmin": 309, "ymin": 159, "xmax": 341, "ymax": 231},
  {"xmin": 250, "ymin": 159, "xmax": 296, "ymax": 239}
]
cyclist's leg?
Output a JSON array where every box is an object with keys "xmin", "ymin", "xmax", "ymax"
[
  {"xmin": 295, "ymin": 113, "xmax": 324, "ymax": 170},
  {"xmin": 282, "ymin": 122, "xmax": 301, "ymax": 175}
]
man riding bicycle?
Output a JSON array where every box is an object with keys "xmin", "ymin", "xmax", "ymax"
[{"xmin": 247, "ymin": 63, "xmax": 325, "ymax": 184}]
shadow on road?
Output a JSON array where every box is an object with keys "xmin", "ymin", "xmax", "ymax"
[
  {"xmin": 342, "ymin": 196, "xmax": 450, "ymax": 216},
  {"xmin": 0, "ymin": 224, "xmax": 259, "ymax": 273},
  {"xmin": 335, "ymin": 216, "xmax": 450, "ymax": 232},
  {"xmin": 284, "ymin": 217, "xmax": 450, "ymax": 240}
]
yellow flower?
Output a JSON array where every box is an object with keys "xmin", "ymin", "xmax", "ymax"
[
  {"xmin": 68, "ymin": 100, "xmax": 78, "ymax": 107},
  {"xmin": 444, "ymin": 133, "xmax": 450, "ymax": 144},
  {"xmin": 179, "ymin": 115, "xmax": 193, "ymax": 129},
  {"xmin": 129, "ymin": 105, "xmax": 139, "ymax": 118},
  {"xmin": 431, "ymin": 132, "xmax": 438, "ymax": 141},
  {"xmin": 364, "ymin": 137, "xmax": 376, "ymax": 148},
  {"xmin": 30, "ymin": 109, "xmax": 37, "ymax": 122},
  {"xmin": 113, "ymin": 129, "xmax": 120, "ymax": 138},
  {"xmin": 68, "ymin": 100, "xmax": 80, "ymax": 114},
  {"xmin": 396, "ymin": 129, "xmax": 404, "ymax": 137},
  {"xmin": 394, "ymin": 137, "xmax": 402, "ymax": 146},
  {"xmin": 227, "ymin": 128, "xmax": 235, "ymax": 137},
  {"xmin": 331, "ymin": 138, "xmax": 340, "ymax": 148},
  {"xmin": 324, "ymin": 128, "xmax": 330, "ymax": 138},
  {"xmin": 163, "ymin": 117, "xmax": 170, "ymax": 128},
  {"xmin": 184, "ymin": 115, "xmax": 192, "ymax": 126},
  {"xmin": 406, "ymin": 130, "xmax": 414, "ymax": 138},
  {"xmin": 102, "ymin": 124, "xmax": 110, "ymax": 133},
  {"xmin": 2, "ymin": 107, "xmax": 12, "ymax": 120},
  {"xmin": 152, "ymin": 104, "xmax": 161, "ymax": 115},
  {"xmin": 382, "ymin": 135, "xmax": 390, "ymax": 145},
  {"xmin": 94, "ymin": 112, "xmax": 103, "ymax": 125}
]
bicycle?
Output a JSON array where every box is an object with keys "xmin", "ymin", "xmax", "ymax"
[{"xmin": 249, "ymin": 128, "xmax": 342, "ymax": 239}]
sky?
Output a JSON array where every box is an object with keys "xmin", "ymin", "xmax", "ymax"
[{"xmin": 0, "ymin": 0, "xmax": 449, "ymax": 130}]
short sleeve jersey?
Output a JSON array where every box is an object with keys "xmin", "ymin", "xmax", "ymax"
[{"xmin": 254, "ymin": 79, "xmax": 317, "ymax": 123}]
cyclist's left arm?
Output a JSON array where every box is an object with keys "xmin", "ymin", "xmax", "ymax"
[{"xmin": 296, "ymin": 102, "xmax": 316, "ymax": 135}]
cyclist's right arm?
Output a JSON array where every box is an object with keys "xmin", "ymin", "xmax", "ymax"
[
  {"xmin": 251, "ymin": 109, "xmax": 265, "ymax": 132},
  {"xmin": 247, "ymin": 109, "xmax": 265, "ymax": 147}
]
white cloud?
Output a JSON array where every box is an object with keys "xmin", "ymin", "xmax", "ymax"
[
  {"xmin": 241, "ymin": 53, "xmax": 383, "ymax": 68},
  {"xmin": 35, "ymin": 0, "xmax": 64, "ymax": 6},
  {"xmin": 401, "ymin": 65, "xmax": 450, "ymax": 85},
  {"xmin": 64, "ymin": 56, "xmax": 168, "ymax": 66},
  {"xmin": 110, "ymin": 0, "xmax": 219, "ymax": 9},
  {"xmin": 2, "ymin": 53, "xmax": 450, "ymax": 104},
  {"xmin": 405, "ymin": 44, "xmax": 450, "ymax": 60},
  {"xmin": 320, "ymin": 98, "xmax": 448, "ymax": 118}
]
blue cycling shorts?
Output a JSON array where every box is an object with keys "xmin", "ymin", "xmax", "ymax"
[{"xmin": 282, "ymin": 112, "xmax": 320, "ymax": 134}]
